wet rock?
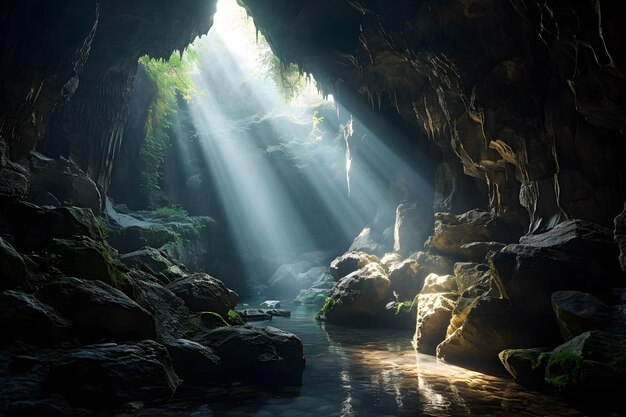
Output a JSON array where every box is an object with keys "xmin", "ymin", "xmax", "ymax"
[
  {"xmin": 551, "ymin": 291, "xmax": 611, "ymax": 340},
  {"xmin": 194, "ymin": 325, "xmax": 305, "ymax": 385},
  {"xmin": 426, "ymin": 210, "xmax": 496, "ymax": 256},
  {"xmin": 459, "ymin": 241, "xmax": 506, "ymax": 263},
  {"xmin": 499, "ymin": 347, "xmax": 551, "ymax": 385},
  {"xmin": 266, "ymin": 262, "xmax": 322, "ymax": 298},
  {"xmin": 128, "ymin": 270, "xmax": 190, "ymax": 341},
  {"xmin": 45, "ymin": 340, "xmax": 180, "ymax": 408},
  {"xmin": 167, "ymin": 273, "xmax": 233, "ymax": 315},
  {"xmin": 414, "ymin": 292, "xmax": 457, "ymax": 354},
  {"xmin": 329, "ymin": 251, "xmax": 380, "ymax": 281},
  {"xmin": 45, "ymin": 236, "xmax": 121, "ymax": 287},
  {"xmin": 28, "ymin": 152, "xmax": 102, "ymax": 213},
  {"xmin": 321, "ymin": 263, "xmax": 391, "ymax": 324},
  {"xmin": 121, "ymin": 247, "xmax": 186, "ymax": 283},
  {"xmin": 545, "ymin": 331, "xmax": 626, "ymax": 400},
  {"xmin": 237, "ymin": 309, "xmax": 273, "ymax": 322},
  {"xmin": 164, "ymin": 339, "xmax": 222, "ymax": 386},
  {"xmin": 490, "ymin": 244, "xmax": 604, "ymax": 320},
  {"xmin": 387, "ymin": 259, "xmax": 421, "ymax": 300},
  {"xmin": 38, "ymin": 277, "xmax": 156, "ymax": 342},
  {"xmin": 615, "ymin": 203, "xmax": 626, "ymax": 271},
  {"xmin": 348, "ymin": 227, "xmax": 387, "ymax": 257},
  {"xmin": 437, "ymin": 296, "xmax": 537, "ymax": 368},
  {"xmin": 421, "ymin": 273, "xmax": 457, "ymax": 294},
  {"xmin": 260, "ymin": 300, "xmax": 281, "ymax": 308},
  {"xmin": 393, "ymin": 202, "xmax": 432, "ymax": 255},
  {"xmin": 0, "ymin": 197, "xmax": 104, "ymax": 252},
  {"xmin": 0, "ymin": 237, "xmax": 26, "ymax": 290},
  {"xmin": 0, "ymin": 291, "xmax": 70, "ymax": 345}
]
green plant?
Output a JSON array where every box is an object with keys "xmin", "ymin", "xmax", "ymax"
[
  {"xmin": 318, "ymin": 296, "xmax": 336, "ymax": 317},
  {"xmin": 260, "ymin": 52, "xmax": 306, "ymax": 102}
]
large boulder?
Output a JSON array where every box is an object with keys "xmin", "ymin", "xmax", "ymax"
[
  {"xmin": 348, "ymin": 227, "xmax": 387, "ymax": 257},
  {"xmin": 545, "ymin": 331, "xmax": 626, "ymax": 402},
  {"xmin": 426, "ymin": 210, "xmax": 496, "ymax": 256},
  {"xmin": 408, "ymin": 251, "xmax": 455, "ymax": 276},
  {"xmin": 413, "ymin": 292, "xmax": 457, "ymax": 354},
  {"xmin": 459, "ymin": 241, "xmax": 506, "ymax": 263},
  {"xmin": 38, "ymin": 277, "xmax": 157, "ymax": 342},
  {"xmin": 454, "ymin": 262, "xmax": 495, "ymax": 296},
  {"xmin": 421, "ymin": 273, "xmax": 458, "ymax": 294},
  {"xmin": 393, "ymin": 202, "xmax": 432, "ymax": 255},
  {"xmin": 28, "ymin": 152, "xmax": 101, "ymax": 213},
  {"xmin": 45, "ymin": 236, "xmax": 121, "ymax": 287},
  {"xmin": 194, "ymin": 325, "xmax": 305, "ymax": 385},
  {"xmin": 490, "ymin": 244, "xmax": 605, "ymax": 321},
  {"xmin": 320, "ymin": 263, "xmax": 391, "ymax": 324},
  {"xmin": 121, "ymin": 247, "xmax": 186, "ymax": 283},
  {"xmin": 329, "ymin": 251, "xmax": 380, "ymax": 281},
  {"xmin": 0, "ymin": 237, "xmax": 26, "ymax": 290},
  {"xmin": 164, "ymin": 339, "xmax": 222, "ymax": 386},
  {"xmin": 0, "ymin": 291, "xmax": 70, "ymax": 345},
  {"xmin": 45, "ymin": 341, "xmax": 180, "ymax": 408},
  {"xmin": 436, "ymin": 296, "xmax": 539, "ymax": 369},
  {"xmin": 0, "ymin": 197, "xmax": 103, "ymax": 252},
  {"xmin": 167, "ymin": 273, "xmax": 234, "ymax": 315},
  {"xmin": 551, "ymin": 291, "xmax": 611, "ymax": 340},
  {"xmin": 266, "ymin": 261, "xmax": 318, "ymax": 298},
  {"xmin": 387, "ymin": 258, "xmax": 422, "ymax": 299},
  {"xmin": 498, "ymin": 347, "xmax": 551, "ymax": 385}
]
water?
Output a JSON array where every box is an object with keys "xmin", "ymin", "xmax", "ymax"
[{"xmin": 110, "ymin": 304, "xmax": 586, "ymax": 417}]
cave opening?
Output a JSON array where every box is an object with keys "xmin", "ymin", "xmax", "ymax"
[{"xmin": 1, "ymin": 0, "xmax": 625, "ymax": 416}]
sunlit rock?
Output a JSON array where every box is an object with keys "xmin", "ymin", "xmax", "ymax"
[
  {"xmin": 0, "ymin": 291, "xmax": 70, "ymax": 345},
  {"xmin": 38, "ymin": 277, "xmax": 157, "ymax": 343},
  {"xmin": 164, "ymin": 338, "xmax": 222, "ymax": 386},
  {"xmin": 167, "ymin": 273, "xmax": 234, "ymax": 315},
  {"xmin": 393, "ymin": 202, "xmax": 432, "ymax": 256},
  {"xmin": 260, "ymin": 300, "xmax": 281, "ymax": 309},
  {"xmin": 421, "ymin": 273, "xmax": 457, "ymax": 295},
  {"xmin": 329, "ymin": 251, "xmax": 380, "ymax": 281},
  {"xmin": 380, "ymin": 252, "xmax": 403, "ymax": 272},
  {"xmin": 321, "ymin": 263, "xmax": 391, "ymax": 324},
  {"xmin": 414, "ymin": 292, "xmax": 458, "ymax": 354},
  {"xmin": 194, "ymin": 325, "xmax": 305, "ymax": 385},
  {"xmin": 453, "ymin": 262, "xmax": 494, "ymax": 296},
  {"xmin": 45, "ymin": 341, "xmax": 181, "ymax": 408},
  {"xmin": 0, "ymin": 237, "xmax": 26, "ymax": 291},
  {"xmin": 407, "ymin": 251, "xmax": 455, "ymax": 276},
  {"xmin": 551, "ymin": 291, "xmax": 611, "ymax": 340},
  {"xmin": 499, "ymin": 347, "xmax": 551, "ymax": 386},
  {"xmin": 425, "ymin": 210, "xmax": 496, "ymax": 257},
  {"xmin": 349, "ymin": 227, "xmax": 387, "ymax": 257}
]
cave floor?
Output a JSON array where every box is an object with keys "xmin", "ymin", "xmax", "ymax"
[{"xmin": 101, "ymin": 304, "xmax": 585, "ymax": 417}]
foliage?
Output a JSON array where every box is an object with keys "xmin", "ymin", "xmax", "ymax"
[
  {"xmin": 138, "ymin": 49, "xmax": 198, "ymax": 196},
  {"xmin": 317, "ymin": 296, "xmax": 336, "ymax": 318},
  {"xmin": 260, "ymin": 52, "xmax": 306, "ymax": 102},
  {"xmin": 154, "ymin": 204, "xmax": 190, "ymax": 221}
]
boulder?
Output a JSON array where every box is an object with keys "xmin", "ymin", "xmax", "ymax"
[
  {"xmin": 498, "ymin": 347, "xmax": 551, "ymax": 385},
  {"xmin": 266, "ymin": 262, "xmax": 322, "ymax": 298},
  {"xmin": 348, "ymin": 227, "xmax": 387, "ymax": 257},
  {"xmin": 413, "ymin": 292, "xmax": 457, "ymax": 354},
  {"xmin": 107, "ymin": 225, "xmax": 178, "ymax": 254},
  {"xmin": 194, "ymin": 325, "xmax": 305, "ymax": 385},
  {"xmin": 459, "ymin": 241, "xmax": 506, "ymax": 263},
  {"xmin": 38, "ymin": 277, "xmax": 157, "ymax": 342},
  {"xmin": 0, "ymin": 237, "xmax": 26, "ymax": 290},
  {"xmin": 387, "ymin": 258, "xmax": 422, "ymax": 299},
  {"xmin": 437, "ymin": 296, "xmax": 539, "ymax": 368},
  {"xmin": 490, "ymin": 244, "xmax": 604, "ymax": 320},
  {"xmin": 128, "ymin": 270, "xmax": 190, "ymax": 341},
  {"xmin": 454, "ymin": 262, "xmax": 495, "ymax": 296},
  {"xmin": 164, "ymin": 339, "xmax": 222, "ymax": 385},
  {"xmin": 551, "ymin": 291, "xmax": 611, "ymax": 340},
  {"xmin": 320, "ymin": 263, "xmax": 391, "ymax": 324},
  {"xmin": 237, "ymin": 309, "xmax": 273, "ymax": 322},
  {"xmin": 408, "ymin": 251, "xmax": 455, "ymax": 276},
  {"xmin": 0, "ymin": 291, "xmax": 70, "ymax": 345},
  {"xmin": 0, "ymin": 197, "xmax": 103, "ymax": 252},
  {"xmin": 393, "ymin": 202, "xmax": 432, "ymax": 255},
  {"xmin": 121, "ymin": 247, "xmax": 186, "ymax": 283},
  {"xmin": 380, "ymin": 252, "xmax": 403, "ymax": 272},
  {"xmin": 426, "ymin": 210, "xmax": 496, "ymax": 256},
  {"xmin": 615, "ymin": 203, "xmax": 626, "ymax": 271},
  {"xmin": 45, "ymin": 341, "xmax": 180, "ymax": 408},
  {"xmin": 329, "ymin": 251, "xmax": 380, "ymax": 281},
  {"xmin": 421, "ymin": 273, "xmax": 458, "ymax": 294},
  {"xmin": 45, "ymin": 236, "xmax": 121, "ymax": 287},
  {"xmin": 28, "ymin": 152, "xmax": 101, "ymax": 213},
  {"xmin": 545, "ymin": 331, "xmax": 626, "ymax": 400},
  {"xmin": 167, "ymin": 273, "xmax": 233, "ymax": 315}
]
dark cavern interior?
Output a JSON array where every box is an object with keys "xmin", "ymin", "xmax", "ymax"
[{"xmin": 1, "ymin": 0, "xmax": 626, "ymax": 416}]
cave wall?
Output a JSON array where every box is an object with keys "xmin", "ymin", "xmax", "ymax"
[
  {"xmin": 240, "ymin": 0, "xmax": 626, "ymax": 232},
  {"xmin": 37, "ymin": 0, "xmax": 217, "ymax": 196}
]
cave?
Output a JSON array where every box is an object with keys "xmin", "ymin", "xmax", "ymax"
[{"xmin": 1, "ymin": 0, "xmax": 626, "ymax": 416}]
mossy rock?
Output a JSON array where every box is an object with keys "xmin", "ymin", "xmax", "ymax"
[
  {"xmin": 107, "ymin": 225, "xmax": 178, "ymax": 254},
  {"xmin": 45, "ymin": 236, "xmax": 122, "ymax": 287},
  {"xmin": 499, "ymin": 347, "xmax": 551, "ymax": 386},
  {"xmin": 183, "ymin": 311, "xmax": 232, "ymax": 339}
]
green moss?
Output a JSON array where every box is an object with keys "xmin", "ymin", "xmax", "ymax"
[
  {"xmin": 545, "ymin": 350, "xmax": 585, "ymax": 391},
  {"xmin": 316, "ymin": 296, "xmax": 336, "ymax": 319}
]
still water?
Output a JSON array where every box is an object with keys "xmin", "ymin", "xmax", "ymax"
[{"xmin": 110, "ymin": 304, "xmax": 586, "ymax": 417}]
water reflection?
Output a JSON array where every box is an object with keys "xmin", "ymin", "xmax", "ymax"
[{"xmin": 104, "ymin": 305, "xmax": 585, "ymax": 417}]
